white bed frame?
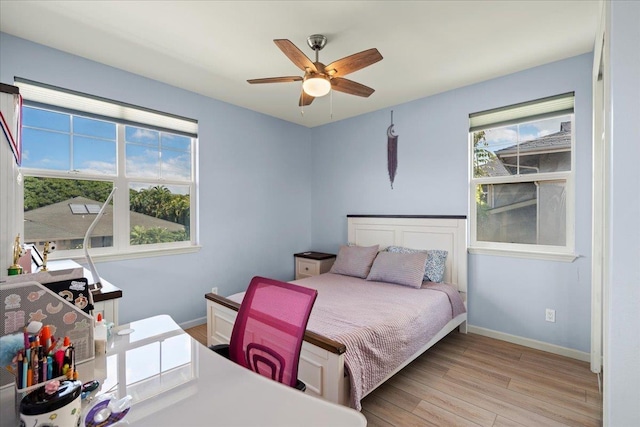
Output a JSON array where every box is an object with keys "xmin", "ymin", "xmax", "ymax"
[{"xmin": 206, "ymin": 215, "xmax": 467, "ymax": 406}]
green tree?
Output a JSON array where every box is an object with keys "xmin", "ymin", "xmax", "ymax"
[
  {"xmin": 472, "ymin": 130, "xmax": 492, "ymax": 222},
  {"xmin": 24, "ymin": 177, "xmax": 112, "ymax": 211},
  {"xmin": 130, "ymin": 226, "xmax": 187, "ymax": 245},
  {"xmin": 129, "ymin": 185, "xmax": 190, "ymax": 228}
]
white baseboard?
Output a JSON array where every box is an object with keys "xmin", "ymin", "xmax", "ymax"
[
  {"xmin": 179, "ymin": 316, "xmax": 206, "ymax": 330},
  {"xmin": 468, "ymin": 325, "xmax": 590, "ymax": 362}
]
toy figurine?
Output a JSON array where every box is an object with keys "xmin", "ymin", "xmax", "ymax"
[
  {"xmin": 41, "ymin": 242, "xmax": 50, "ymax": 271},
  {"xmin": 7, "ymin": 234, "xmax": 23, "ymax": 275}
]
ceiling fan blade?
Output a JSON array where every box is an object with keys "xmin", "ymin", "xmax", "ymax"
[
  {"xmin": 247, "ymin": 76, "xmax": 302, "ymax": 84},
  {"xmin": 274, "ymin": 39, "xmax": 317, "ymax": 73},
  {"xmin": 325, "ymin": 48, "xmax": 383, "ymax": 78},
  {"xmin": 330, "ymin": 77, "xmax": 375, "ymax": 97},
  {"xmin": 299, "ymin": 91, "xmax": 315, "ymax": 106}
]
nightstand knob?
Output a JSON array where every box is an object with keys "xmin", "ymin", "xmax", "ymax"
[{"xmin": 305, "ymin": 267, "xmax": 309, "ymax": 270}]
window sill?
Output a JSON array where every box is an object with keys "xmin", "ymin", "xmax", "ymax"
[
  {"xmin": 51, "ymin": 245, "xmax": 202, "ymax": 264},
  {"xmin": 468, "ymin": 247, "xmax": 579, "ymax": 262}
]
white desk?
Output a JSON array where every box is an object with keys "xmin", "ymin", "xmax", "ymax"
[{"xmin": 0, "ymin": 315, "xmax": 367, "ymax": 427}]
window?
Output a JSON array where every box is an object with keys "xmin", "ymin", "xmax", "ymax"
[
  {"xmin": 469, "ymin": 93, "xmax": 576, "ymax": 261},
  {"xmin": 17, "ymin": 79, "xmax": 198, "ymax": 260}
]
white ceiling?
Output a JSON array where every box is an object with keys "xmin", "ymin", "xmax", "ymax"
[{"xmin": 0, "ymin": 1, "xmax": 601, "ymax": 128}]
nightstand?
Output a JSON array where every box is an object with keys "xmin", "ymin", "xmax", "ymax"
[{"xmin": 294, "ymin": 252, "xmax": 336, "ymax": 280}]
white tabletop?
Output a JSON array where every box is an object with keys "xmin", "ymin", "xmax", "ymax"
[{"xmin": 1, "ymin": 315, "xmax": 366, "ymax": 427}]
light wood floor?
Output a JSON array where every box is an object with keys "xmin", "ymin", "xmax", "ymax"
[{"xmin": 184, "ymin": 324, "xmax": 602, "ymax": 427}]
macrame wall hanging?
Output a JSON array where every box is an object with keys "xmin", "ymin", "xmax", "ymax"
[{"xmin": 387, "ymin": 110, "xmax": 398, "ymax": 189}]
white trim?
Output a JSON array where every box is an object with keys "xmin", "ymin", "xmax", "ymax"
[
  {"xmin": 50, "ymin": 244, "xmax": 201, "ymax": 263},
  {"xmin": 468, "ymin": 325, "xmax": 590, "ymax": 362},
  {"xmin": 20, "ymin": 104, "xmax": 198, "ymax": 259},
  {"xmin": 468, "ymin": 247, "xmax": 578, "ymax": 262},
  {"xmin": 469, "ymin": 112, "xmax": 576, "ymax": 259},
  {"xmin": 179, "ymin": 316, "xmax": 206, "ymax": 331}
]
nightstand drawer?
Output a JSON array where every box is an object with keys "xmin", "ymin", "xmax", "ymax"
[
  {"xmin": 294, "ymin": 252, "xmax": 336, "ymax": 280},
  {"xmin": 297, "ymin": 258, "xmax": 320, "ymax": 277}
]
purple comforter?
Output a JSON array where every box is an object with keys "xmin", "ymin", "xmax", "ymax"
[{"xmin": 229, "ymin": 273, "xmax": 466, "ymax": 410}]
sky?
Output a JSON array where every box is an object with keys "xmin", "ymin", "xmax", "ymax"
[{"xmin": 21, "ymin": 106, "xmax": 192, "ymax": 187}]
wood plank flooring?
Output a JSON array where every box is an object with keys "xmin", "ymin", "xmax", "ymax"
[{"xmin": 184, "ymin": 324, "xmax": 601, "ymax": 426}]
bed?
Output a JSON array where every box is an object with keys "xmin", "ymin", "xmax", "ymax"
[{"xmin": 205, "ymin": 215, "xmax": 467, "ymax": 409}]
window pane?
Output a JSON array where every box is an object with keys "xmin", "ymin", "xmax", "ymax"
[
  {"xmin": 22, "ymin": 107, "xmax": 70, "ymax": 132},
  {"xmin": 475, "ymin": 180, "xmax": 566, "ymax": 246},
  {"xmin": 22, "ymin": 128, "xmax": 70, "ymax": 170},
  {"xmin": 73, "ymin": 116, "xmax": 116, "ymax": 139},
  {"xmin": 474, "ymin": 115, "xmax": 571, "ymax": 178},
  {"xmin": 73, "ymin": 136, "xmax": 116, "ymax": 175},
  {"xmin": 162, "ymin": 133, "xmax": 191, "ymax": 151},
  {"xmin": 161, "ymin": 148, "xmax": 191, "ymax": 181},
  {"xmin": 126, "ymin": 126, "xmax": 159, "ymax": 147},
  {"xmin": 473, "ymin": 125, "xmax": 517, "ymax": 178},
  {"xmin": 126, "ymin": 144, "xmax": 160, "ymax": 178},
  {"xmin": 126, "ymin": 126, "xmax": 160, "ymax": 178},
  {"xmin": 23, "ymin": 177, "xmax": 114, "ymax": 250},
  {"xmin": 518, "ymin": 116, "xmax": 572, "ymax": 173},
  {"xmin": 129, "ymin": 184, "xmax": 190, "ymax": 245}
]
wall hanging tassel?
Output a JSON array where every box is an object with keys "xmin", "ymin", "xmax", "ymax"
[{"xmin": 387, "ymin": 110, "xmax": 398, "ymax": 189}]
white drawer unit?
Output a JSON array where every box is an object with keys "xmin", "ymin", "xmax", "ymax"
[{"xmin": 294, "ymin": 252, "xmax": 336, "ymax": 280}]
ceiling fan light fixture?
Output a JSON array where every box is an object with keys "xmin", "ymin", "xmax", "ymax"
[{"xmin": 302, "ymin": 75, "xmax": 331, "ymax": 97}]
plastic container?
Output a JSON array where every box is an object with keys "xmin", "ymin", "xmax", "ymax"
[
  {"xmin": 94, "ymin": 313, "xmax": 107, "ymax": 355},
  {"xmin": 20, "ymin": 380, "xmax": 82, "ymax": 427}
]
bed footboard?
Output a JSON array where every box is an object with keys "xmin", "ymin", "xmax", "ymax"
[{"xmin": 205, "ymin": 293, "xmax": 350, "ymax": 405}]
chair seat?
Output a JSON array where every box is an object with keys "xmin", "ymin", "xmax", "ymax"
[{"xmin": 209, "ymin": 344, "xmax": 230, "ymax": 359}]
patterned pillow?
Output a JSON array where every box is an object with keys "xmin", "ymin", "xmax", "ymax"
[
  {"xmin": 386, "ymin": 246, "xmax": 448, "ymax": 283},
  {"xmin": 329, "ymin": 245, "xmax": 379, "ymax": 279},
  {"xmin": 366, "ymin": 251, "xmax": 428, "ymax": 288}
]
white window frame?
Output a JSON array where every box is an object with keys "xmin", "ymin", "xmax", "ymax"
[
  {"xmin": 468, "ymin": 94, "xmax": 577, "ymax": 262},
  {"xmin": 17, "ymin": 79, "xmax": 200, "ymax": 262}
]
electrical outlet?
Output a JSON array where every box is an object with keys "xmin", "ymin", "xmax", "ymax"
[
  {"xmin": 545, "ymin": 308, "xmax": 556, "ymax": 323},
  {"xmin": 211, "ymin": 287, "xmax": 218, "ymax": 294}
]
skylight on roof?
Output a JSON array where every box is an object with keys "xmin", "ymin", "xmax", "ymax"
[{"xmin": 69, "ymin": 203, "xmax": 102, "ymax": 215}]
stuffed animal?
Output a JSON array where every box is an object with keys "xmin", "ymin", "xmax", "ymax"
[{"xmin": 0, "ymin": 333, "xmax": 24, "ymax": 370}]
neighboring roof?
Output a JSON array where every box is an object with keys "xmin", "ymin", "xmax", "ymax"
[
  {"xmin": 496, "ymin": 122, "xmax": 571, "ymax": 157},
  {"xmin": 24, "ymin": 196, "xmax": 185, "ymax": 241},
  {"xmin": 477, "ymin": 157, "xmax": 511, "ymax": 177}
]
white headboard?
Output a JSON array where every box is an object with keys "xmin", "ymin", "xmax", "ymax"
[{"xmin": 347, "ymin": 216, "xmax": 467, "ymax": 292}]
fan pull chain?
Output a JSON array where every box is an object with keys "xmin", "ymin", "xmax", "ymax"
[
  {"xmin": 300, "ymin": 83, "xmax": 304, "ymax": 117},
  {"xmin": 330, "ymin": 88, "xmax": 333, "ymax": 120}
]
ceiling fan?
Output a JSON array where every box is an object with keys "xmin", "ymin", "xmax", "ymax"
[{"xmin": 248, "ymin": 34, "xmax": 383, "ymax": 106}]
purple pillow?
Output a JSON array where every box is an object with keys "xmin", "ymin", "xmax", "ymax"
[
  {"xmin": 329, "ymin": 245, "xmax": 379, "ymax": 279},
  {"xmin": 366, "ymin": 251, "xmax": 428, "ymax": 288}
]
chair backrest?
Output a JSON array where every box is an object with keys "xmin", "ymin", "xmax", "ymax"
[{"xmin": 229, "ymin": 276, "xmax": 318, "ymax": 388}]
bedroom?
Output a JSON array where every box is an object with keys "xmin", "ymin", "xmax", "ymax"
[{"xmin": 0, "ymin": 1, "xmax": 637, "ymax": 426}]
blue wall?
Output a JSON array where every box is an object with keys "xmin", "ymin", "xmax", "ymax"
[
  {"xmin": 1, "ymin": 33, "xmax": 595, "ymax": 355},
  {"xmin": 309, "ymin": 54, "xmax": 593, "ymax": 353},
  {"xmin": 0, "ymin": 33, "xmax": 313, "ymax": 325}
]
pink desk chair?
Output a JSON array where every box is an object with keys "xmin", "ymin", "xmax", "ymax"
[{"xmin": 210, "ymin": 276, "xmax": 317, "ymax": 391}]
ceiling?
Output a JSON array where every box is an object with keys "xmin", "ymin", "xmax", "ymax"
[{"xmin": 0, "ymin": 1, "xmax": 601, "ymax": 128}]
